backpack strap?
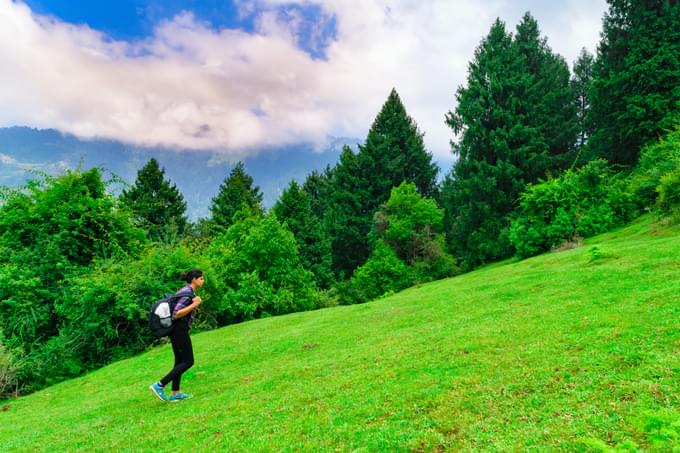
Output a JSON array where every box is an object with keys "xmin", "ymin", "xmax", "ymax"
[{"xmin": 170, "ymin": 288, "xmax": 195, "ymax": 316}]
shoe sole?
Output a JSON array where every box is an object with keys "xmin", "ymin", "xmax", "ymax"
[{"xmin": 149, "ymin": 385, "xmax": 166, "ymax": 402}]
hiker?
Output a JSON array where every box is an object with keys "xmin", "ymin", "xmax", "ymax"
[{"xmin": 150, "ymin": 268, "xmax": 204, "ymax": 402}]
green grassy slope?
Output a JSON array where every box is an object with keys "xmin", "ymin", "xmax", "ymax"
[{"xmin": 2, "ymin": 216, "xmax": 680, "ymax": 452}]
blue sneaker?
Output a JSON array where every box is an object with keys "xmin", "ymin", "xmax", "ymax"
[
  {"xmin": 169, "ymin": 392, "xmax": 193, "ymax": 402},
  {"xmin": 149, "ymin": 383, "xmax": 167, "ymax": 402}
]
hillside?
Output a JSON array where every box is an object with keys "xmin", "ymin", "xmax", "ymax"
[{"xmin": 1, "ymin": 216, "xmax": 679, "ymax": 451}]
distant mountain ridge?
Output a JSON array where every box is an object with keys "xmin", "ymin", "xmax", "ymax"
[{"xmin": 0, "ymin": 127, "xmax": 356, "ymax": 220}]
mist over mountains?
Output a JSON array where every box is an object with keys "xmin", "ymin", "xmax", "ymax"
[
  {"xmin": 0, "ymin": 127, "xmax": 452, "ymax": 220},
  {"xmin": 0, "ymin": 127, "xmax": 352, "ymax": 220}
]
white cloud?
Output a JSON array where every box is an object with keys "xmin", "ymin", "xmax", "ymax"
[{"xmin": 0, "ymin": 0, "xmax": 607, "ymax": 161}]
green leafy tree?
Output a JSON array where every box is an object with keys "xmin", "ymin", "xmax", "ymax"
[
  {"xmin": 326, "ymin": 146, "xmax": 373, "ymax": 278},
  {"xmin": 588, "ymin": 0, "xmax": 680, "ymax": 165},
  {"xmin": 361, "ymin": 88, "xmax": 439, "ymax": 199},
  {"xmin": 373, "ymin": 182, "xmax": 458, "ymax": 281},
  {"xmin": 120, "ymin": 158, "xmax": 188, "ymax": 241},
  {"xmin": 336, "ymin": 240, "xmax": 413, "ymax": 305},
  {"xmin": 303, "ymin": 167, "xmax": 334, "ymax": 220},
  {"xmin": 442, "ymin": 16, "xmax": 577, "ymax": 269},
  {"xmin": 210, "ymin": 162, "xmax": 263, "ymax": 229},
  {"xmin": 273, "ymin": 180, "xmax": 334, "ymax": 289},
  {"xmin": 0, "ymin": 169, "xmax": 145, "ymax": 391},
  {"xmin": 206, "ymin": 209, "xmax": 321, "ymax": 321}
]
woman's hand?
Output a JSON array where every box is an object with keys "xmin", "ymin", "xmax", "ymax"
[{"xmin": 192, "ymin": 296, "xmax": 202, "ymax": 307}]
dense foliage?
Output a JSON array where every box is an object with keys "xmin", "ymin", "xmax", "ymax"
[
  {"xmin": 338, "ymin": 183, "xmax": 458, "ymax": 305},
  {"xmin": 441, "ymin": 15, "xmax": 578, "ymax": 270},
  {"xmin": 0, "ymin": 169, "xmax": 145, "ymax": 390},
  {"xmin": 509, "ymin": 160, "xmax": 635, "ymax": 258},
  {"xmin": 571, "ymin": 48, "xmax": 595, "ymax": 163},
  {"xmin": 273, "ymin": 181, "xmax": 333, "ymax": 289},
  {"xmin": 628, "ymin": 127, "xmax": 680, "ymax": 210},
  {"xmin": 206, "ymin": 209, "xmax": 323, "ymax": 322},
  {"xmin": 511, "ymin": 126, "xmax": 680, "ymax": 259},
  {"xmin": 588, "ymin": 0, "xmax": 680, "ymax": 165}
]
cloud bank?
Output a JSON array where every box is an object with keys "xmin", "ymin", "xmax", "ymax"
[{"xmin": 0, "ymin": 0, "xmax": 606, "ymax": 160}]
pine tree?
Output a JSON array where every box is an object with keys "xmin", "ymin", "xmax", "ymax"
[
  {"xmin": 120, "ymin": 158, "xmax": 187, "ymax": 241},
  {"xmin": 210, "ymin": 162, "xmax": 263, "ymax": 229},
  {"xmin": 303, "ymin": 167, "xmax": 334, "ymax": 220},
  {"xmin": 441, "ymin": 16, "xmax": 577, "ymax": 269},
  {"xmin": 326, "ymin": 146, "xmax": 371, "ymax": 278},
  {"xmin": 273, "ymin": 180, "xmax": 334, "ymax": 289},
  {"xmin": 588, "ymin": 0, "xmax": 680, "ymax": 165},
  {"xmin": 327, "ymin": 89, "xmax": 439, "ymax": 278},
  {"xmin": 360, "ymin": 88, "xmax": 439, "ymax": 199},
  {"xmin": 514, "ymin": 12, "xmax": 578, "ymax": 171},
  {"xmin": 571, "ymin": 48, "xmax": 595, "ymax": 164}
]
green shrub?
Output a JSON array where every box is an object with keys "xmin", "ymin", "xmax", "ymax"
[
  {"xmin": 0, "ymin": 334, "xmax": 20, "ymax": 398},
  {"xmin": 510, "ymin": 160, "xmax": 634, "ymax": 258},
  {"xmin": 6, "ymin": 243, "xmax": 219, "ymax": 391},
  {"xmin": 629, "ymin": 127, "xmax": 680, "ymax": 209},
  {"xmin": 656, "ymin": 166, "xmax": 680, "ymax": 221},
  {"xmin": 337, "ymin": 240, "xmax": 414, "ymax": 305},
  {"xmin": 207, "ymin": 210, "xmax": 322, "ymax": 321},
  {"xmin": 0, "ymin": 169, "xmax": 146, "ymax": 393},
  {"xmin": 410, "ymin": 237, "xmax": 460, "ymax": 283},
  {"xmin": 372, "ymin": 182, "xmax": 459, "ymax": 283}
]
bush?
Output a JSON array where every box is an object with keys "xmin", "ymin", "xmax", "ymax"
[
  {"xmin": 0, "ymin": 335, "xmax": 20, "ymax": 398},
  {"xmin": 656, "ymin": 165, "xmax": 680, "ymax": 221},
  {"xmin": 0, "ymin": 169, "xmax": 146, "ymax": 393},
  {"xmin": 510, "ymin": 160, "xmax": 634, "ymax": 258},
  {"xmin": 629, "ymin": 127, "xmax": 680, "ymax": 209},
  {"xmin": 207, "ymin": 210, "xmax": 322, "ymax": 321},
  {"xmin": 410, "ymin": 237, "xmax": 460, "ymax": 283},
  {"xmin": 9, "ymin": 244, "xmax": 220, "ymax": 390},
  {"xmin": 337, "ymin": 240, "xmax": 414, "ymax": 305},
  {"xmin": 372, "ymin": 182, "xmax": 459, "ymax": 283}
]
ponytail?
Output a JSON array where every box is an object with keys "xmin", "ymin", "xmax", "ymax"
[{"xmin": 180, "ymin": 268, "xmax": 203, "ymax": 283}]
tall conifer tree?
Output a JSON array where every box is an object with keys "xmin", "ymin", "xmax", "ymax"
[
  {"xmin": 326, "ymin": 146, "xmax": 371, "ymax": 278},
  {"xmin": 360, "ymin": 88, "xmax": 439, "ymax": 199},
  {"xmin": 327, "ymin": 89, "xmax": 438, "ymax": 277},
  {"xmin": 120, "ymin": 158, "xmax": 187, "ymax": 240},
  {"xmin": 210, "ymin": 162, "xmax": 263, "ymax": 229},
  {"xmin": 514, "ymin": 12, "xmax": 578, "ymax": 170},
  {"xmin": 572, "ymin": 48, "xmax": 595, "ymax": 163},
  {"xmin": 442, "ymin": 16, "xmax": 577, "ymax": 269},
  {"xmin": 588, "ymin": 0, "xmax": 680, "ymax": 165},
  {"xmin": 274, "ymin": 180, "xmax": 334, "ymax": 289}
]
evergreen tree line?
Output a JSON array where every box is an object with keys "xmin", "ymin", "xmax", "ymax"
[{"xmin": 0, "ymin": 1, "xmax": 679, "ymax": 395}]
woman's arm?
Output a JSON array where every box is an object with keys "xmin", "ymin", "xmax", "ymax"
[{"xmin": 175, "ymin": 296, "xmax": 202, "ymax": 319}]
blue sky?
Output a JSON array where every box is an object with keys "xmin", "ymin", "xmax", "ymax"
[
  {"xmin": 0, "ymin": 0, "xmax": 607, "ymax": 161},
  {"xmin": 22, "ymin": 0, "xmax": 337, "ymax": 59},
  {"xmin": 24, "ymin": 0, "xmax": 253, "ymax": 38}
]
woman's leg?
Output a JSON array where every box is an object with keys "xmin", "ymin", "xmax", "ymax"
[{"xmin": 159, "ymin": 324, "xmax": 194, "ymax": 391}]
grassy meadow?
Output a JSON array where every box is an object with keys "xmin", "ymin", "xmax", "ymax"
[{"xmin": 1, "ymin": 215, "xmax": 680, "ymax": 452}]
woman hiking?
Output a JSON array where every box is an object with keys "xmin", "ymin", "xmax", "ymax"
[{"xmin": 150, "ymin": 268, "xmax": 204, "ymax": 402}]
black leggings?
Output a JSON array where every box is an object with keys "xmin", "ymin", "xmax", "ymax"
[{"xmin": 160, "ymin": 322, "xmax": 194, "ymax": 391}]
